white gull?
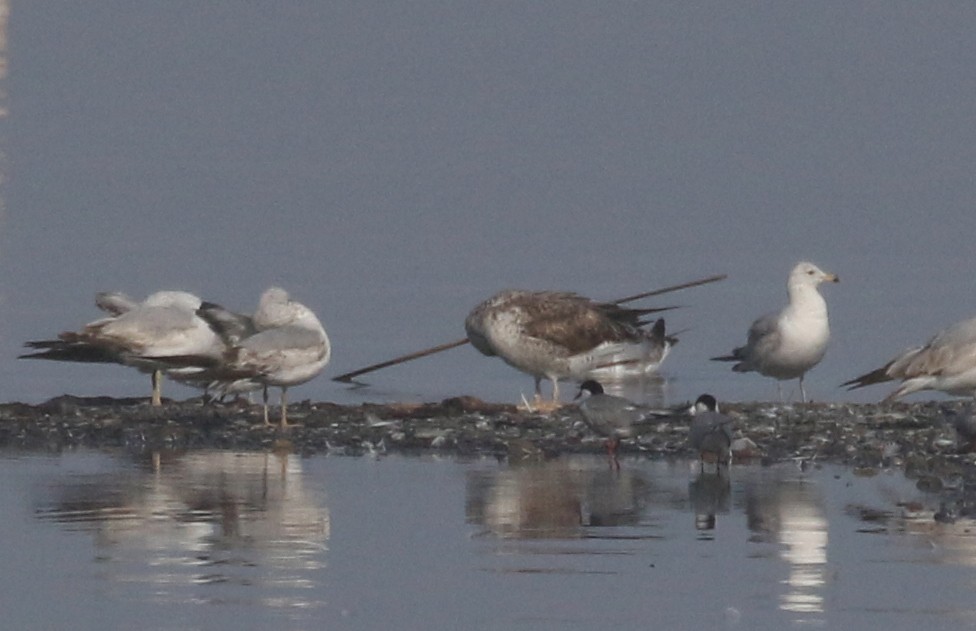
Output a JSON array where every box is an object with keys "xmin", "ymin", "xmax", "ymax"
[
  {"xmin": 711, "ymin": 261, "xmax": 838, "ymax": 402},
  {"xmin": 843, "ymin": 316, "xmax": 976, "ymax": 401}
]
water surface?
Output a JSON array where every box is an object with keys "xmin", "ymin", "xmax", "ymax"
[{"xmin": 4, "ymin": 449, "xmax": 975, "ymax": 630}]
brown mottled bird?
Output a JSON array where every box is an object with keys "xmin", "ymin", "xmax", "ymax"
[{"xmin": 465, "ymin": 290, "xmax": 676, "ymax": 410}]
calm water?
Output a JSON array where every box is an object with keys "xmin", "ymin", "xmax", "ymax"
[
  {"xmin": 3, "ymin": 449, "xmax": 974, "ymax": 630},
  {"xmin": 2, "ymin": 3, "xmax": 976, "ymax": 409}
]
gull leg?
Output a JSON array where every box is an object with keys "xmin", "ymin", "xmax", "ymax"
[
  {"xmin": 280, "ymin": 387, "xmax": 289, "ymax": 428},
  {"xmin": 533, "ymin": 376, "xmax": 544, "ymax": 407},
  {"xmin": 607, "ymin": 438, "xmax": 621, "ymax": 470},
  {"xmin": 799, "ymin": 375, "xmax": 807, "ymax": 403},
  {"xmin": 151, "ymin": 370, "xmax": 163, "ymax": 407},
  {"xmin": 263, "ymin": 385, "xmax": 271, "ymax": 425}
]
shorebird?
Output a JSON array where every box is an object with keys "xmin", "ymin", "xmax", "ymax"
[
  {"xmin": 20, "ymin": 290, "xmax": 225, "ymax": 406},
  {"xmin": 160, "ymin": 287, "xmax": 331, "ymax": 428},
  {"xmin": 712, "ymin": 261, "xmax": 838, "ymax": 402},
  {"xmin": 940, "ymin": 403, "xmax": 976, "ymax": 452},
  {"xmin": 575, "ymin": 379, "xmax": 664, "ymax": 460},
  {"xmin": 843, "ymin": 316, "xmax": 976, "ymax": 402},
  {"xmin": 465, "ymin": 290, "xmax": 676, "ymax": 411},
  {"xmin": 688, "ymin": 394, "xmax": 733, "ymax": 470}
]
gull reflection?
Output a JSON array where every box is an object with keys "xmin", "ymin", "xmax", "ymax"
[
  {"xmin": 33, "ymin": 450, "xmax": 329, "ymax": 608},
  {"xmin": 466, "ymin": 456, "xmax": 653, "ymax": 539},
  {"xmin": 741, "ymin": 468, "xmax": 828, "ymax": 618}
]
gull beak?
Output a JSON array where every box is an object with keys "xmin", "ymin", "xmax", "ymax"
[{"xmin": 825, "ymin": 273, "xmax": 839, "ymax": 283}]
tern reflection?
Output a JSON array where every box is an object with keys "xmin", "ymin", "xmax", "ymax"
[
  {"xmin": 33, "ymin": 450, "xmax": 329, "ymax": 594},
  {"xmin": 689, "ymin": 471, "xmax": 731, "ymax": 532},
  {"xmin": 466, "ymin": 456, "xmax": 652, "ymax": 539}
]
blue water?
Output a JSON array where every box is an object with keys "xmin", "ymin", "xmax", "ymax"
[{"xmin": 3, "ymin": 450, "xmax": 973, "ymax": 630}]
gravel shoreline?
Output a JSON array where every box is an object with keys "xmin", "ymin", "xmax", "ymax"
[
  {"xmin": 0, "ymin": 394, "xmax": 965, "ymax": 462},
  {"xmin": 4, "ymin": 395, "xmax": 976, "ymax": 516}
]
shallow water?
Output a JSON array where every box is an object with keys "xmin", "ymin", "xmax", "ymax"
[{"xmin": 5, "ymin": 449, "xmax": 975, "ymax": 630}]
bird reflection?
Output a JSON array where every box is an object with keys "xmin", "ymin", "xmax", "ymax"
[
  {"xmin": 33, "ymin": 450, "xmax": 330, "ymax": 604},
  {"xmin": 465, "ymin": 456, "xmax": 652, "ymax": 539},
  {"xmin": 740, "ymin": 469, "xmax": 828, "ymax": 619},
  {"xmin": 688, "ymin": 471, "xmax": 731, "ymax": 533}
]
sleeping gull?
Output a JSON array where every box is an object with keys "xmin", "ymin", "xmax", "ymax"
[
  {"xmin": 711, "ymin": 261, "xmax": 838, "ymax": 402},
  {"xmin": 842, "ymin": 316, "xmax": 976, "ymax": 401},
  {"xmin": 161, "ymin": 287, "xmax": 331, "ymax": 427},
  {"xmin": 688, "ymin": 394, "xmax": 733, "ymax": 470},
  {"xmin": 465, "ymin": 290, "xmax": 676, "ymax": 411},
  {"xmin": 20, "ymin": 290, "xmax": 224, "ymax": 406},
  {"xmin": 574, "ymin": 379, "xmax": 666, "ymax": 461},
  {"xmin": 165, "ymin": 300, "xmax": 261, "ymax": 400}
]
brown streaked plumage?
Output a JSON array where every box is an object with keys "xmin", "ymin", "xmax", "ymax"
[{"xmin": 464, "ymin": 290, "xmax": 676, "ymax": 407}]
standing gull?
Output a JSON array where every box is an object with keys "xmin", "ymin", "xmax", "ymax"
[
  {"xmin": 712, "ymin": 262, "xmax": 838, "ymax": 402},
  {"xmin": 574, "ymin": 379, "xmax": 665, "ymax": 460},
  {"xmin": 20, "ymin": 290, "xmax": 225, "ymax": 406},
  {"xmin": 688, "ymin": 394, "xmax": 733, "ymax": 470},
  {"xmin": 164, "ymin": 287, "xmax": 331, "ymax": 427},
  {"xmin": 465, "ymin": 290, "xmax": 676, "ymax": 411},
  {"xmin": 842, "ymin": 316, "xmax": 976, "ymax": 401}
]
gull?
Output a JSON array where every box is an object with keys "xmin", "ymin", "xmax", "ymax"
[
  {"xmin": 711, "ymin": 261, "xmax": 838, "ymax": 402},
  {"xmin": 465, "ymin": 290, "xmax": 676, "ymax": 411},
  {"xmin": 688, "ymin": 394, "xmax": 733, "ymax": 470},
  {"xmin": 165, "ymin": 300, "xmax": 261, "ymax": 400},
  {"xmin": 842, "ymin": 316, "xmax": 976, "ymax": 401},
  {"xmin": 20, "ymin": 291, "xmax": 225, "ymax": 406},
  {"xmin": 161, "ymin": 287, "xmax": 331, "ymax": 427},
  {"xmin": 574, "ymin": 379, "xmax": 666, "ymax": 460}
]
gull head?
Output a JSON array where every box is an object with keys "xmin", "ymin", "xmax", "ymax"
[
  {"xmin": 142, "ymin": 290, "xmax": 203, "ymax": 310},
  {"xmin": 790, "ymin": 261, "xmax": 839, "ymax": 288},
  {"xmin": 260, "ymin": 286, "xmax": 291, "ymax": 306}
]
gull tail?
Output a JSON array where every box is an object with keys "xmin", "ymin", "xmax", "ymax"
[
  {"xmin": 19, "ymin": 341, "xmax": 118, "ymax": 364},
  {"xmin": 143, "ymin": 354, "xmax": 224, "ymax": 369},
  {"xmin": 710, "ymin": 347, "xmax": 744, "ymax": 363},
  {"xmin": 841, "ymin": 365, "xmax": 893, "ymax": 390},
  {"xmin": 649, "ymin": 318, "xmax": 680, "ymax": 347},
  {"xmin": 197, "ymin": 302, "xmax": 256, "ymax": 345}
]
